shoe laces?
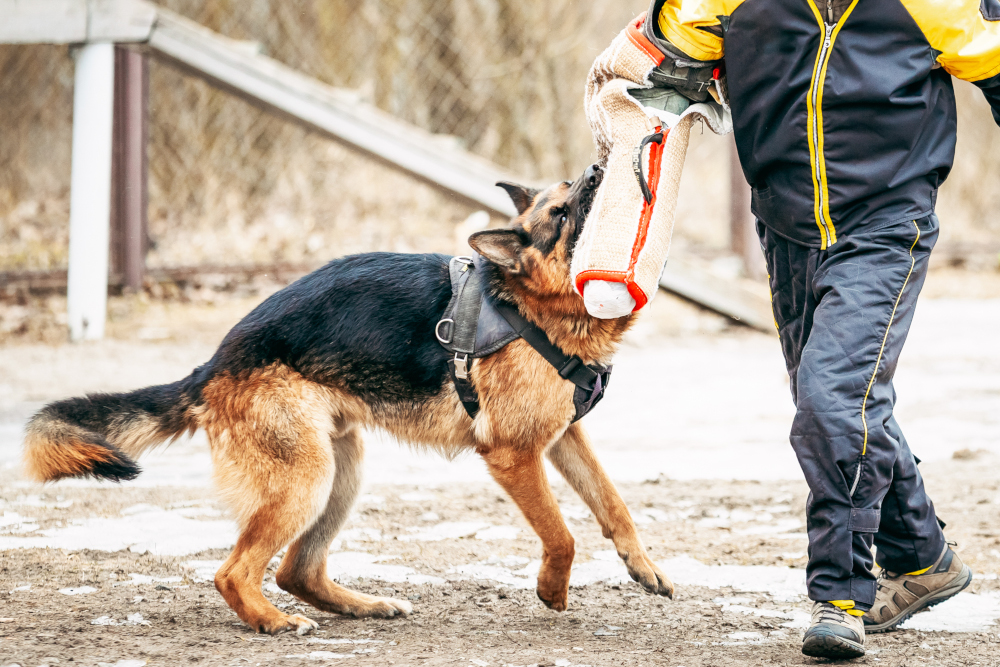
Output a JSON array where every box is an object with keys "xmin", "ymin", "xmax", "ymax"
[{"xmin": 814, "ymin": 603, "xmax": 850, "ymax": 624}]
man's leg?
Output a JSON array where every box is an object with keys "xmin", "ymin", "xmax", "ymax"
[
  {"xmin": 790, "ymin": 215, "xmax": 940, "ymax": 611},
  {"xmin": 874, "ymin": 415, "xmax": 945, "ymax": 572},
  {"xmin": 863, "ymin": 413, "xmax": 973, "ymax": 632},
  {"xmin": 761, "ymin": 215, "xmax": 942, "ymax": 657}
]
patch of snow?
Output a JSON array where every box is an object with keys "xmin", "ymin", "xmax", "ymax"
[
  {"xmin": 326, "ymin": 552, "xmax": 445, "ymax": 585},
  {"xmin": 331, "ymin": 528, "xmax": 383, "ymax": 550},
  {"xmin": 902, "ymin": 592, "xmax": 1000, "ymax": 633},
  {"xmin": 660, "ymin": 555, "xmax": 806, "ymax": 601},
  {"xmin": 182, "ymin": 560, "xmax": 225, "ymax": 583},
  {"xmin": 113, "ymin": 573, "xmax": 183, "ymax": 587},
  {"xmin": 450, "ymin": 561, "xmax": 540, "ymax": 589},
  {"xmin": 714, "ymin": 596, "xmax": 811, "ymax": 627},
  {"xmin": 561, "ymin": 504, "xmax": 592, "ymax": 521},
  {"xmin": 0, "ymin": 511, "xmax": 38, "ymax": 533},
  {"xmin": 121, "ymin": 503, "xmax": 159, "ymax": 515},
  {"xmin": 717, "ymin": 631, "xmax": 771, "ymax": 645},
  {"xmin": 285, "ymin": 651, "xmax": 355, "ymax": 660},
  {"xmin": 263, "ymin": 582, "xmax": 290, "ymax": 595},
  {"xmin": 59, "ymin": 586, "xmax": 98, "ymax": 595},
  {"xmin": 13, "ymin": 495, "xmax": 73, "ymax": 509},
  {"xmin": 307, "ymin": 638, "xmax": 382, "ymax": 645},
  {"xmin": 91, "ymin": 613, "xmax": 150, "ymax": 626},
  {"xmin": 418, "ymin": 511, "xmax": 440, "ymax": 522},
  {"xmin": 631, "ymin": 507, "xmax": 678, "ymax": 524},
  {"xmin": 736, "ymin": 518, "xmax": 804, "ymax": 535},
  {"xmin": 779, "ymin": 552, "xmax": 805, "ymax": 560},
  {"xmin": 475, "ymin": 526, "xmax": 520, "ymax": 541},
  {"xmin": 398, "ymin": 491, "xmax": 435, "ymax": 502},
  {"xmin": 97, "ymin": 661, "xmax": 147, "ymax": 667},
  {"xmin": 172, "ymin": 506, "xmax": 223, "ymax": 518},
  {"xmin": 485, "ymin": 555, "xmax": 530, "ymax": 568},
  {"xmin": 0, "ymin": 505, "xmax": 236, "ymax": 556},
  {"xmin": 398, "ymin": 521, "xmax": 490, "ymax": 542}
]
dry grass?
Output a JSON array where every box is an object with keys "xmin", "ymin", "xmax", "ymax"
[{"xmin": 0, "ymin": 1, "xmax": 997, "ymax": 274}]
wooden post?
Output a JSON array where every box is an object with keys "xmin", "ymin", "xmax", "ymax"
[
  {"xmin": 67, "ymin": 42, "xmax": 115, "ymax": 341},
  {"xmin": 729, "ymin": 137, "xmax": 765, "ymax": 279},
  {"xmin": 110, "ymin": 45, "xmax": 149, "ymax": 291}
]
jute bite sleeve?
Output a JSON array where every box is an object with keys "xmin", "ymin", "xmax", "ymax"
[{"xmin": 572, "ymin": 13, "xmax": 730, "ymax": 319}]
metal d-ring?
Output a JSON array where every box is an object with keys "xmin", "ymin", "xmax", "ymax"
[{"xmin": 435, "ymin": 318, "xmax": 455, "ymax": 344}]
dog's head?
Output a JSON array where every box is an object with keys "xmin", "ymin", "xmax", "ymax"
[{"xmin": 468, "ymin": 163, "xmax": 603, "ymax": 302}]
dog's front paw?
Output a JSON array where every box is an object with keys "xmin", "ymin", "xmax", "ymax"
[
  {"xmin": 536, "ymin": 585, "xmax": 569, "ymax": 612},
  {"xmin": 624, "ymin": 553, "xmax": 674, "ymax": 599},
  {"xmin": 536, "ymin": 557, "xmax": 572, "ymax": 611}
]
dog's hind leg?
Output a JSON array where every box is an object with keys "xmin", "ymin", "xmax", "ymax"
[
  {"xmin": 205, "ymin": 370, "xmax": 342, "ymax": 635},
  {"xmin": 547, "ymin": 422, "xmax": 674, "ymax": 598},
  {"xmin": 275, "ymin": 428, "xmax": 412, "ymax": 618},
  {"xmin": 480, "ymin": 445, "xmax": 575, "ymax": 611}
]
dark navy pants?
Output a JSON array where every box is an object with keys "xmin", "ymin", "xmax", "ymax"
[{"xmin": 758, "ymin": 215, "xmax": 946, "ymax": 610}]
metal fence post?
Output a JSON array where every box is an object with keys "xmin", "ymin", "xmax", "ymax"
[
  {"xmin": 67, "ymin": 41, "xmax": 116, "ymax": 341},
  {"xmin": 110, "ymin": 45, "xmax": 149, "ymax": 291}
]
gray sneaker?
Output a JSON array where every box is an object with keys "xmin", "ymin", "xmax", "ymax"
[
  {"xmin": 802, "ymin": 601, "xmax": 865, "ymax": 659},
  {"xmin": 863, "ymin": 545, "xmax": 973, "ymax": 633}
]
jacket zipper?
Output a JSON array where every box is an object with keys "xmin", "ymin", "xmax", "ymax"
[{"xmin": 809, "ymin": 22, "xmax": 835, "ymax": 249}]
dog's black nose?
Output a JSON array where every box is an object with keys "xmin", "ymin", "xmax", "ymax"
[{"xmin": 585, "ymin": 163, "xmax": 603, "ymax": 188}]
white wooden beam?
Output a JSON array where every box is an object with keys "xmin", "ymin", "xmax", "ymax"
[
  {"xmin": 0, "ymin": 0, "xmax": 155, "ymax": 44},
  {"xmin": 67, "ymin": 42, "xmax": 116, "ymax": 341},
  {"xmin": 144, "ymin": 8, "xmax": 521, "ymax": 217}
]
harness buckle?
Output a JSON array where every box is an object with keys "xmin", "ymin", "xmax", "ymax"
[
  {"xmin": 435, "ymin": 318, "xmax": 455, "ymax": 344},
  {"xmin": 453, "ymin": 255, "xmax": 474, "ymax": 272},
  {"xmin": 558, "ymin": 356, "xmax": 583, "ymax": 381},
  {"xmin": 453, "ymin": 353, "xmax": 470, "ymax": 380}
]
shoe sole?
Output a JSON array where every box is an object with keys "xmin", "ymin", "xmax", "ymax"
[
  {"xmin": 801, "ymin": 628, "xmax": 865, "ymax": 659},
  {"xmin": 865, "ymin": 565, "xmax": 974, "ymax": 634}
]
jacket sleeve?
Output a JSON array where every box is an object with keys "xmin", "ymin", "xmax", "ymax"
[
  {"xmin": 903, "ymin": 0, "xmax": 1000, "ymax": 125},
  {"xmin": 644, "ymin": 0, "xmax": 742, "ymax": 63},
  {"xmin": 975, "ymin": 72, "xmax": 1000, "ymax": 125}
]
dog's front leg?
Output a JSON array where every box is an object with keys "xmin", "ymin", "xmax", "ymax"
[
  {"xmin": 547, "ymin": 422, "xmax": 674, "ymax": 598},
  {"xmin": 479, "ymin": 445, "xmax": 575, "ymax": 611}
]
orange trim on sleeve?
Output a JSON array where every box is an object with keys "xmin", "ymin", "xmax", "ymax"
[
  {"xmin": 625, "ymin": 129, "xmax": 666, "ymax": 298},
  {"xmin": 574, "ymin": 126, "xmax": 668, "ymax": 314},
  {"xmin": 627, "ymin": 13, "xmax": 667, "ymax": 66},
  {"xmin": 574, "ymin": 270, "xmax": 650, "ymax": 311}
]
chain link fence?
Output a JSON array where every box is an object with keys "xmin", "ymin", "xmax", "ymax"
[{"xmin": 1, "ymin": 0, "xmax": 998, "ymax": 274}]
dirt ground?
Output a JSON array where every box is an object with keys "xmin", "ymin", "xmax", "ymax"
[
  {"xmin": 1, "ymin": 454, "xmax": 999, "ymax": 667},
  {"xmin": 2, "ymin": 267, "xmax": 1000, "ymax": 667}
]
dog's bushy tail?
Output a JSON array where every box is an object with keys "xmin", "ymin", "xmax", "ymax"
[{"xmin": 23, "ymin": 379, "xmax": 199, "ymax": 483}]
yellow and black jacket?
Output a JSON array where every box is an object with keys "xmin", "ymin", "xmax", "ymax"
[{"xmin": 644, "ymin": 0, "xmax": 1000, "ymax": 248}]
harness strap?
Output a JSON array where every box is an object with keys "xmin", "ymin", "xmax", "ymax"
[
  {"xmin": 436, "ymin": 256, "xmax": 484, "ymax": 418},
  {"xmin": 492, "ymin": 300, "xmax": 601, "ymax": 392},
  {"xmin": 435, "ymin": 255, "xmax": 609, "ymax": 422}
]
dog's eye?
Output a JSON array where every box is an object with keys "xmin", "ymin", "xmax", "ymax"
[{"xmin": 553, "ymin": 206, "xmax": 568, "ymax": 224}]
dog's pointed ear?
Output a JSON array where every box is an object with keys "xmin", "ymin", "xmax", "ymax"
[
  {"xmin": 468, "ymin": 229, "xmax": 526, "ymax": 271},
  {"xmin": 496, "ymin": 182, "xmax": 540, "ymax": 216}
]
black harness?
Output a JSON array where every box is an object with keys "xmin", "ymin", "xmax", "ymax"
[{"xmin": 435, "ymin": 255, "xmax": 611, "ymax": 423}]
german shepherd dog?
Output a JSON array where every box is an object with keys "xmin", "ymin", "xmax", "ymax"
[{"xmin": 23, "ymin": 164, "xmax": 672, "ymax": 635}]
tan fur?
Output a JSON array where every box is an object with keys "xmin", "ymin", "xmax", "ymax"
[
  {"xmin": 182, "ymin": 180, "xmax": 670, "ymax": 633},
  {"xmin": 28, "ymin": 182, "xmax": 669, "ymax": 634},
  {"xmin": 23, "ymin": 431, "xmax": 115, "ymax": 482}
]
